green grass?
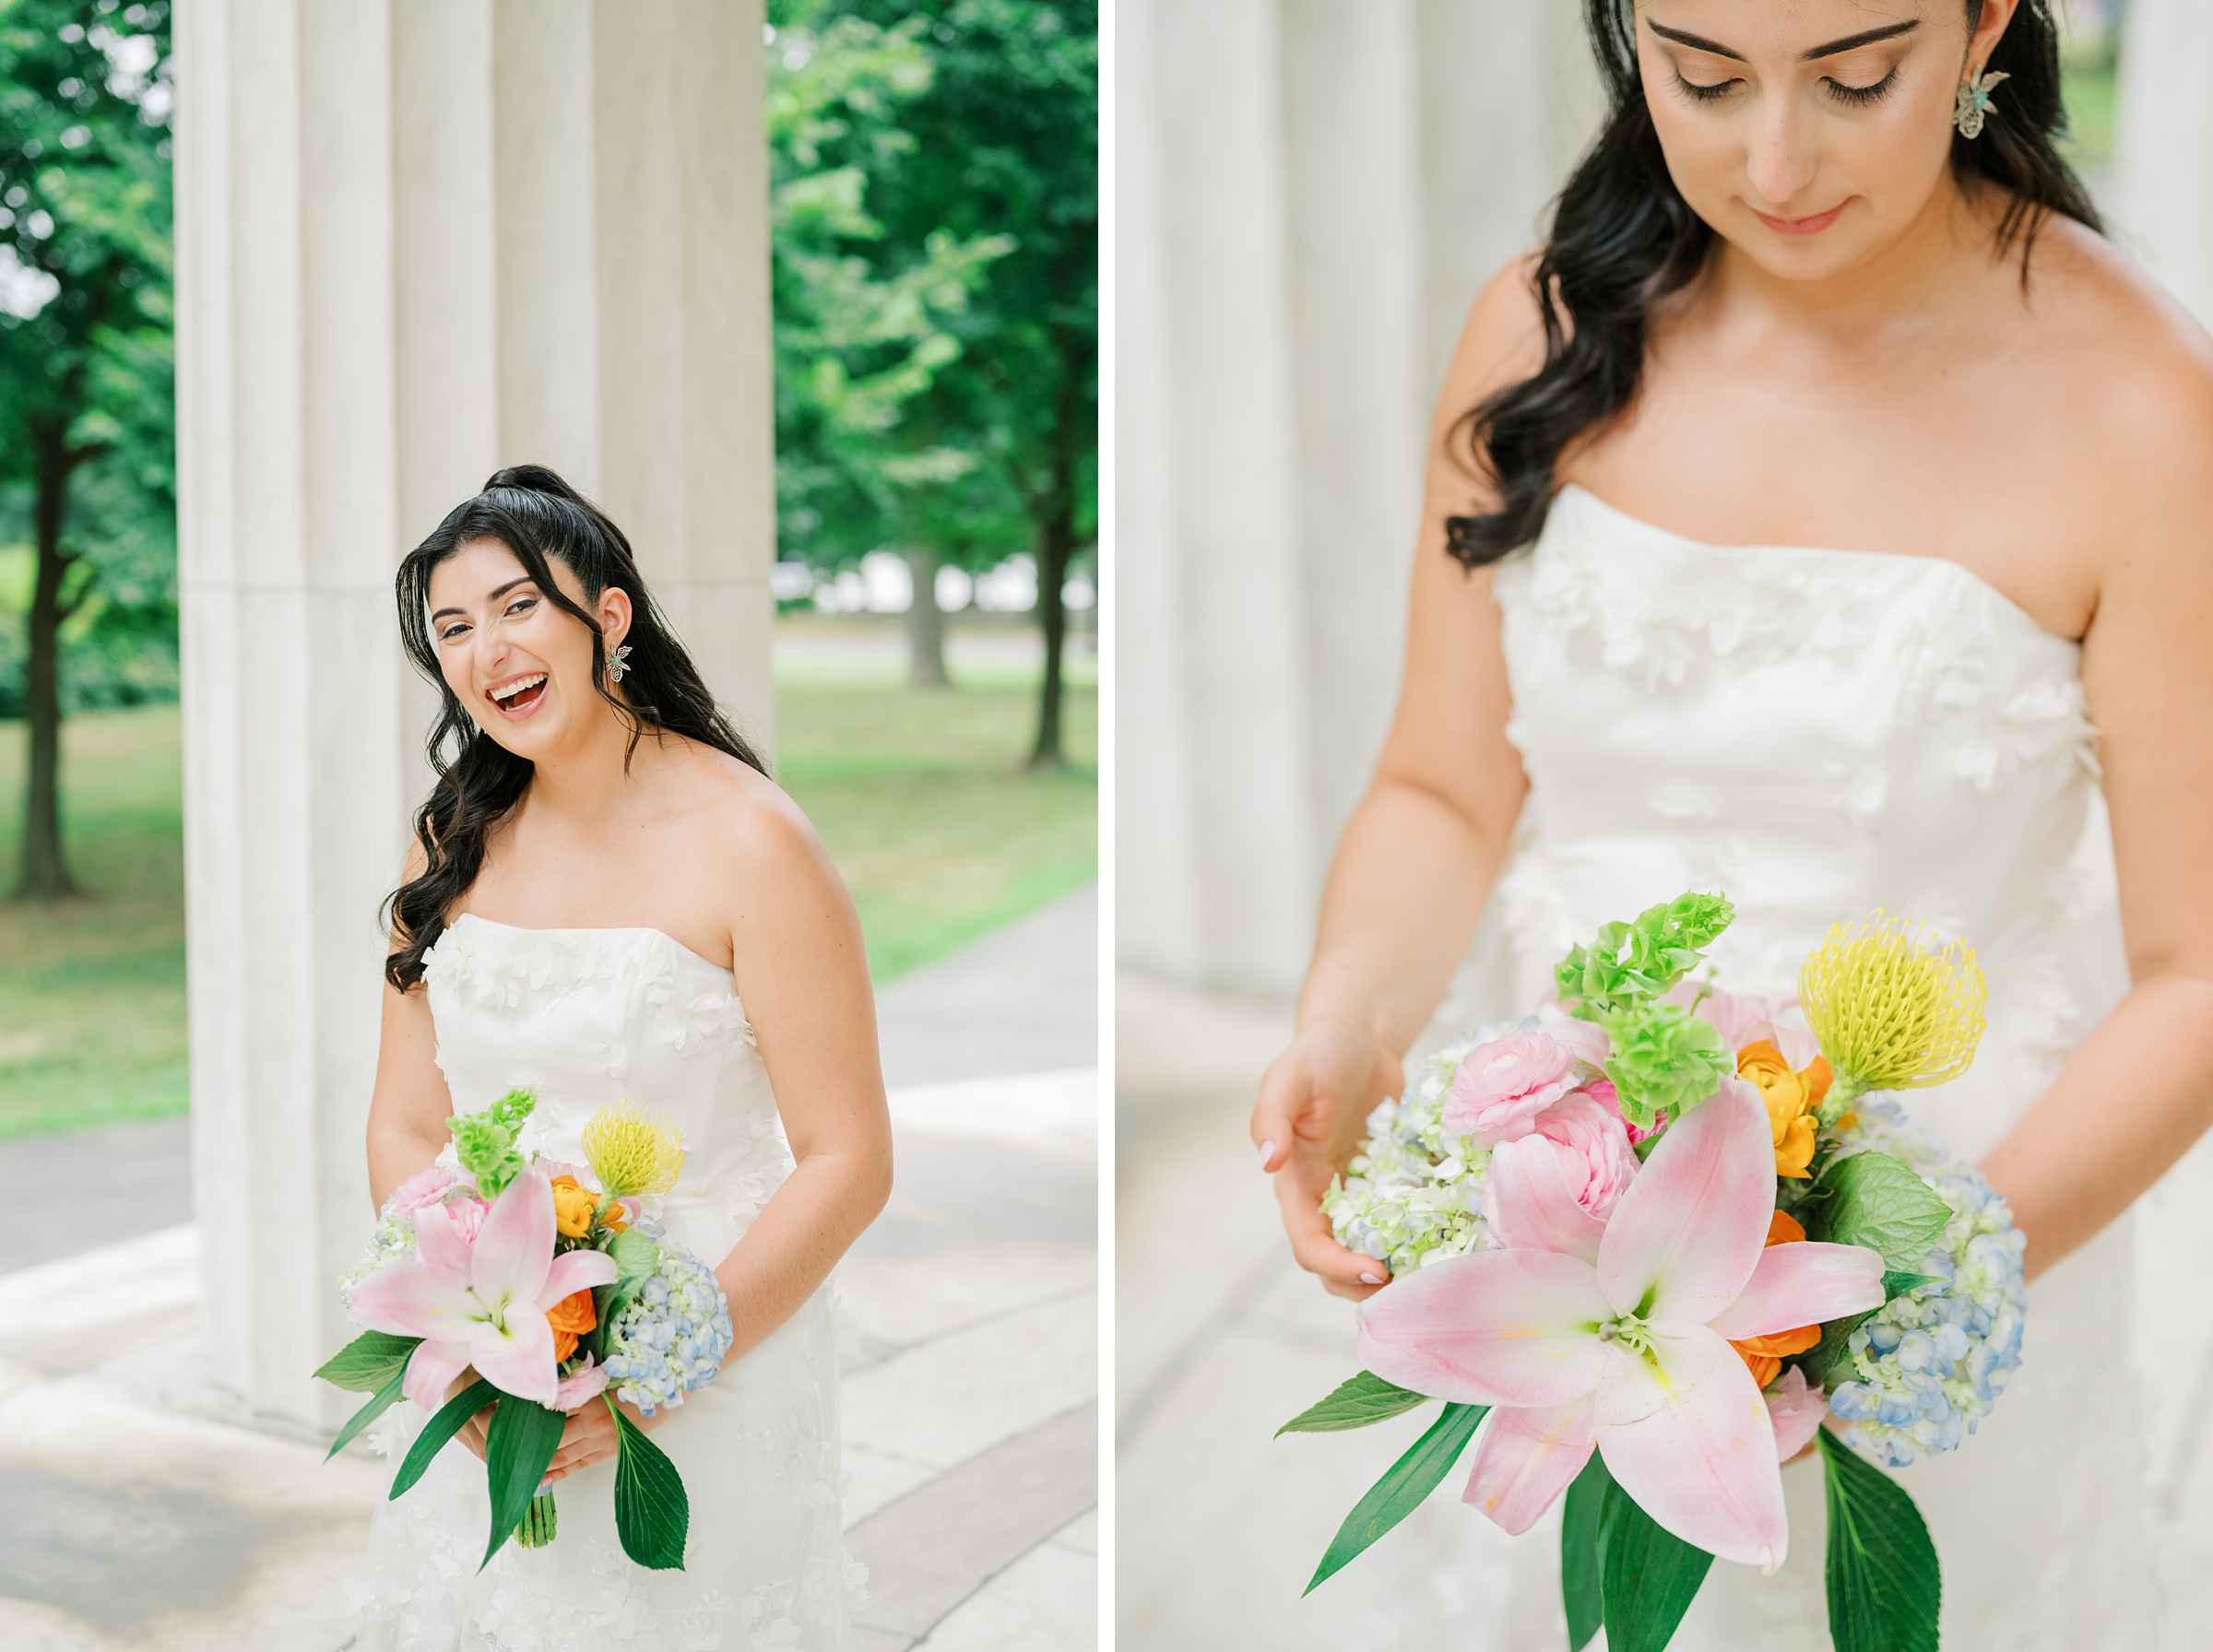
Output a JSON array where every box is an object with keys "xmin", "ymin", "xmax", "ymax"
[
  {"xmin": 0, "ymin": 707, "xmax": 188, "ymax": 1138},
  {"xmin": 0, "ymin": 645, "xmax": 1095, "ymax": 1137},
  {"xmin": 776, "ymin": 667, "xmax": 1097, "ymax": 984}
]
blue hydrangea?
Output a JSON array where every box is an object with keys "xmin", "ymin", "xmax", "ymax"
[
  {"xmin": 1820, "ymin": 1093, "xmax": 2028, "ymax": 1466},
  {"xmin": 602, "ymin": 1240, "xmax": 735, "ymax": 1416},
  {"xmin": 1320, "ymin": 1023, "xmax": 1524, "ymax": 1276},
  {"xmin": 337, "ymin": 1198, "xmax": 418, "ymax": 1307}
]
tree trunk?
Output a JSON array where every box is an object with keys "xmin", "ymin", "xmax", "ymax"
[
  {"xmin": 901, "ymin": 546, "xmax": 949, "ymax": 689},
  {"xmin": 18, "ymin": 419, "xmax": 84, "ymax": 902},
  {"xmin": 1026, "ymin": 353, "xmax": 1082, "ymax": 772}
]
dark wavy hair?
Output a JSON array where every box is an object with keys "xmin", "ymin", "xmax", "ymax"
[
  {"xmin": 1444, "ymin": 0, "xmax": 2101, "ymax": 567},
  {"xmin": 384, "ymin": 465, "xmax": 768, "ymax": 990}
]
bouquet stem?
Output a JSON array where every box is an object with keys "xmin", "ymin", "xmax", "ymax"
[{"xmin": 515, "ymin": 1491, "xmax": 559, "ymax": 1548}]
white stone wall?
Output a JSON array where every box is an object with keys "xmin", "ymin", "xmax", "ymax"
[
  {"xmin": 2112, "ymin": 0, "xmax": 2213, "ymax": 329},
  {"xmin": 175, "ymin": 0, "xmax": 775, "ymax": 1427},
  {"xmin": 1115, "ymin": 0, "xmax": 1596, "ymax": 995}
]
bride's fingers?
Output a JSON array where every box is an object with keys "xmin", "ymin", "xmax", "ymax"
[
  {"xmin": 1277, "ymin": 1172, "xmax": 1390, "ymax": 1294},
  {"xmin": 1250, "ymin": 1056, "xmax": 1313, "ymax": 1175}
]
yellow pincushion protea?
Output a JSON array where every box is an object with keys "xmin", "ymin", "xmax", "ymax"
[
  {"xmin": 582, "ymin": 1100, "xmax": 687, "ymax": 1198},
  {"xmin": 1799, "ymin": 911, "xmax": 1986, "ymax": 1106}
]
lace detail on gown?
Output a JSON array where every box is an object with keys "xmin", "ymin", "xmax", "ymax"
[
  {"xmin": 1425, "ymin": 487, "xmax": 2152, "ymax": 1649},
  {"xmin": 350, "ymin": 918, "xmax": 861, "ymax": 1651}
]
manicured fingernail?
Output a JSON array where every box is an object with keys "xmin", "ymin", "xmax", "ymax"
[
  {"xmin": 1258, "ymin": 1139, "xmax": 1276, "ymax": 1167},
  {"xmin": 1359, "ymin": 1272, "xmax": 1382, "ymax": 1285}
]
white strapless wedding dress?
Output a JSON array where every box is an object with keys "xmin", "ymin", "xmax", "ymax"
[
  {"xmin": 349, "ymin": 916, "xmax": 861, "ymax": 1651},
  {"xmin": 1427, "ymin": 485, "xmax": 2154, "ymax": 1648}
]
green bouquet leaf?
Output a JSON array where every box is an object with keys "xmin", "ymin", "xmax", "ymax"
[
  {"xmin": 1821, "ymin": 1430, "xmax": 1940, "ymax": 1652},
  {"xmin": 1304, "ymin": 1403, "xmax": 1486, "ymax": 1595},
  {"xmin": 609, "ymin": 1398, "xmax": 691, "ymax": 1570},
  {"xmin": 1276, "ymin": 1372, "xmax": 1431, "ymax": 1437},
  {"xmin": 315, "ymin": 1328, "xmax": 421, "ymax": 1393},
  {"xmin": 481, "ymin": 1396, "xmax": 570, "ymax": 1569},
  {"xmin": 390, "ymin": 1377, "xmax": 497, "ymax": 1502},
  {"xmin": 1560, "ymin": 1453, "xmax": 1613, "ymax": 1652},
  {"xmin": 325, "ymin": 1366, "xmax": 409, "ymax": 1462},
  {"xmin": 1599, "ymin": 1478, "xmax": 1715, "ymax": 1652},
  {"xmin": 1807, "ymin": 1150, "xmax": 1954, "ymax": 1270}
]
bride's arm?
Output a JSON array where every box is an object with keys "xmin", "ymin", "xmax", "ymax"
[
  {"xmin": 1979, "ymin": 355, "xmax": 2213, "ymax": 1280},
  {"xmin": 705, "ymin": 787, "xmax": 894, "ymax": 1362},
  {"xmin": 1249, "ymin": 261, "xmax": 1544, "ymax": 1301},
  {"xmin": 366, "ymin": 841, "xmax": 458, "ymax": 1210}
]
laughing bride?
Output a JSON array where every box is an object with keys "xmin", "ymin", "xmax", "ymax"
[
  {"xmin": 1251, "ymin": 2, "xmax": 2213, "ymax": 1646},
  {"xmin": 352, "ymin": 465, "xmax": 888, "ymax": 1649}
]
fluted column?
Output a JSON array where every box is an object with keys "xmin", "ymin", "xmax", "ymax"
[
  {"xmin": 175, "ymin": 0, "xmax": 774, "ymax": 1427},
  {"xmin": 1116, "ymin": 0, "xmax": 1592, "ymax": 993},
  {"xmin": 2112, "ymin": 0, "xmax": 2213, "ymax": 330}
]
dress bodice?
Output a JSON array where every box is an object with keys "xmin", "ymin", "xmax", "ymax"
[
  {"xmin": 1490, "ymin": 485, "xmax": 2128, "ymax": 1161},
  {"xmin": 420, "ymin": 914, "xmax": 792, "ymax": 1262}
]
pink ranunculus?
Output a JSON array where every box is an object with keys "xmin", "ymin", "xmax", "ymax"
[
  {"xmin": 389, "ymin": 1165, "xmax": 460, "ymax": 1215},
  {"xmin": 1483, "ymin": 1092, "xmax": 1639, "ymax": 1257},
  {"xmin": 442, "ymin": 1195, "xmax": 490, "ymax": 1245},
  {"xmin": 1359, "ymin": 1077, "xmax": 1887, "ymax": 1570},
  {"xmin": 1583, "ymin": 1076, "xmax": 1666, "ymax": 1146},
  {"xmin": 1766, "ymin": 1363, "xmax": 1828, "ymax": 1462},
  {"xmin": 1444, "ymin": 1032, "xmax": 1582, "ymax": 1145},
  {"xmin": 553, "ymin": 1354, "xmax": 611, "ymax": 1412}
]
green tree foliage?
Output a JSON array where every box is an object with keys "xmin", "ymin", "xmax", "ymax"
[
  {"xmin": 0, "ymin": 0, "xmax": 174, "ymax": 900},
  {"xmin": 768, "ymin": 0, "xmax": 1096, "ymax": 758}
]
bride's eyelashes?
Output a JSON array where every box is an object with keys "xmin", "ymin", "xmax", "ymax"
[
  {"xmin": 436, "ymin": 593, "xmax": 540, "ymax": 643},
  {"xmin": 1823, "ymin": 67, "xmax": 1899, "ymax": 108},
  {"xmin": 1668, "ymin": 66, "xmax": 1900, "ymax": 108}
]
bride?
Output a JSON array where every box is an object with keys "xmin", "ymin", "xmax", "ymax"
[
  {"xmin": 352, "ymin": 466, "xmax": 889, "ymax": 1649},
  {"xmin": 1251, "ymin": 1, "xmax": 2213, "ymax": 1646}
]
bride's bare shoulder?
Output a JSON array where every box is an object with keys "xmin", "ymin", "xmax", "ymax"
[
  {"xmin": 1438, "ymin": 249, "xmax": 1552, "ymax": 419},
  {"xmin": 669, "ymin": 739, "xmax": 854, "ymax": 917},
  {"xmin": 2019, "ymin": 218, "xmax": 2213, "ymax": 449}
]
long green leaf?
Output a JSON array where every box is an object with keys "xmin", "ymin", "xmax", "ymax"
[
  {"xmin": 390, "ymin": 1377, "xmax": 497, "ymax": 1501},
  {"xmin": 1560, "ymin": 1453, "xmax": 1613, "ymax": 1652},
  {"xmin": 1276, "ymin": 1371, "xmax": 1430, "ymax": 1437},
  {"xmin": 325, "ymin": 1366, "xmax": 407, "ymax": 1462},
  {"xmin": 609, "ymin": 1398, "xmax": 692, "ymax": 1570},
  {"xmin": 1303, "ymin": 1402, "xmax": 1486, "ymax": 1595},
  {"xmin": 1820, "ymin": 1430, "xmax": 1940, "ymax": 1652},
  {"xmin": 481, "ymin": 1397, "xmax": 570, "ymax": 1570},
  {"xmin": 1599, "ymin": 1480, "xmax": 1713, "ymax": 1652},
  {"xmin": 314, "ymin": 1328, "xmax": 421, "ymax": 1394}
]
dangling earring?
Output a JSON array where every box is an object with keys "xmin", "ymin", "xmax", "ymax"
[
  {"xmin": 607, "ymin": 643, "xmax": 632, "ymax": 683},
  {"xmin": 1954, "ymin": 66, "xmax": 2008, "ymax": 139}
]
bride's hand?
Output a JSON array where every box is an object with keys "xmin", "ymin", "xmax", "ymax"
[
  {"xmin": 1251, "ymin": 1016, "xmax": 1405, "ymax": 1302},
  {"xmin": 541, "ymin": 1393, "xmax": 664, "ymax": 1487}
]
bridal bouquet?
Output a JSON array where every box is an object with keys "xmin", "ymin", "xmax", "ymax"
[
  {"xmin": 316, "ymin": 1090, "xmax": 735, "ymax": 1570},
  {"xmin": 1285, "ymin": 893, "xmax": 2023, "ymax": 1652}
]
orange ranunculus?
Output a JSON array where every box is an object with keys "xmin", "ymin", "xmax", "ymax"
[
  {"xmin": 1732, "ymin": 1204, "xmax": 1821, "ymax": 1386},
  {"xmin": 550, "ymin": 1174, "xmax": 626, "ymax": 1237},
  {"xmin": 1737, "ymin": 1041, "xmax": 1831, "ymax": 1180},
  {"xmin": 547, "ymin": 1287, "xmax": 598, "ymax": 1363}
]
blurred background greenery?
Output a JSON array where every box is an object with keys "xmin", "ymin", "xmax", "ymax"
[{"xmin": 0, "ymin": 0, "xmax": 1096, "ymax": 1139}]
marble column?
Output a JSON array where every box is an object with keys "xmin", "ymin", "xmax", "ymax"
[
  {"xmin": 1116, "ymin": 0, "xmax": 1592, "ymax": 994},
  {"xmin": 2111, "ymin": 0, "xmax": 2213, "ymax": 330},
  {"xmin": 175, "ymin": 0, "xmax": 775, "ymax": 1428}
]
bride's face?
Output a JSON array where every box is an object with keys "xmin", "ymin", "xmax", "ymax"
[
  {"xmin": 426, "ymin": 537, "xmax": 632, "ymax": 761},
  {"xmin": 1634, "ymin": 1, "xmax": 2018, "ymax": 280}
]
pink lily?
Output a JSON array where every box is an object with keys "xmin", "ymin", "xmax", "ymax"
[
  {"xmin": 1358, "ymin": 1078, "xmax": 1883, "ymax": 1570},
  {"xmin": 349, "ymin": 1169, "xmax": 619, "ymax": 1410}
]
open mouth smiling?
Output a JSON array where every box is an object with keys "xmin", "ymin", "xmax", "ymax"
[{"xmin": 487, "ymin": 672, "xmax": 549, "ymax": 715}]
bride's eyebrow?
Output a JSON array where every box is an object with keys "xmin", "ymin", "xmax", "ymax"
[{"xmin": 1644, "ymin": 18, "xmax": 1920, "ymax": 62}]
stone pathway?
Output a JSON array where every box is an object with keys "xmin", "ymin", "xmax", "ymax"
[{"xmin": 0, "ymin": 886, "xmax": 1098, "ymax": 1650}]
